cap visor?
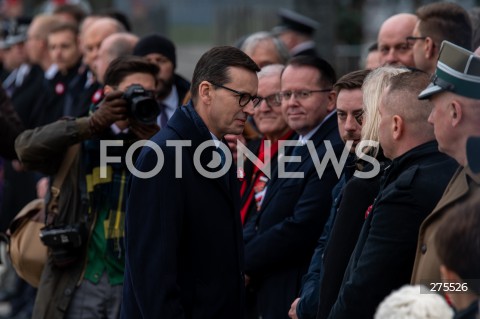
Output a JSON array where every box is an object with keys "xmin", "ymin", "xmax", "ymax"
[
  {"xmin": 271, "ymin": 25, "xmax": 288, "ymax": 36},
  {"xmin": 418, "ymin": 83, "xmax": 445, "ymax": 100},
  {"xmin": 467, "ymin": 137, "xmax": 480, "ymax": 173}
]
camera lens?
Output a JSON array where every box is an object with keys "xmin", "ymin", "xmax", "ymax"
[
  {"xmin": 123, "ymin": 84, "xmax": 160, "ymax": 125},
  {"xmin": 130, "ymin": 96, "xmax": 160, "ymax": 125}
]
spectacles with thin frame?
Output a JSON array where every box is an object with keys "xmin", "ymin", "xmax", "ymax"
[
  {"xmin": 406, "ymin": 36, "xmax": 427, "ymax": 46},
  {"xmin": 209, "ymin": 82, "xmax": 261, "ymax": 107},
  {"xmin": 257, "ymin": 93, "xmax": 282, "ymax": 108},
  {"xmin": 280, "ymin": 89, "xmax": 332, "ymax": 101}
]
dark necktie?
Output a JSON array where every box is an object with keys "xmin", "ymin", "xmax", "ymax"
[
  {"xmin": 217, "ymin": 146, "xmax": 230, "ymax": 189},
  {"xmin": 219, "ymin": 147, "xmax": 226, "ymax": 168},
  {"xmin": 159, "ymin": 103, "xmax": 168, "ymax": 129},
  {"xmin": 292, "ymin": 143, "xmax": 306, "ymax": 157},
  {"xmin": 287, "ymin": 143, "xmax": 306, "ymax": 170}
]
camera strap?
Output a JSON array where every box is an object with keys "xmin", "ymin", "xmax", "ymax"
[
  {"xmin": 77, "ymin": 153, "xmax": 90, "ymax": 224},
  {"xmin": 47, "ymin": 144, "xmax": 81, "ymax": 221}
]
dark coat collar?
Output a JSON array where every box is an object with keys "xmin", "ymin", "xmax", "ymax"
[
  {"xmin": 167, "ymin": 100, "xmax": 236, "ymax": 199},
  {"xmin": 387, "ymin": 140, "xmax": 443, "ymax": 175}
]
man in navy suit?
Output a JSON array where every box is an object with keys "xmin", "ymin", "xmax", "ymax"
[
  {"xmin": 122, "ymin": 46, "xmax": 260, "ymax": 319},
  {"xmin": 243, "ymin": 55, "xmax": 343, "ymax": 319}
]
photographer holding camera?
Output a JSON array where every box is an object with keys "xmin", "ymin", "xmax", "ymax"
[{"xmin": 15, "ymin": 56, "xmax": 159, "ymax": 319}]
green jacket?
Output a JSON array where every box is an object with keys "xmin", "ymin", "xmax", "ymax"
[{"xmin": 15, "ymin": 117, "xmax": 91, "ymax": 319}]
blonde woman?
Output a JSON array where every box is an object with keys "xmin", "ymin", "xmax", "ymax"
[
  {"xmin": 316, "ymin": 66, "xmax": 409, "ymax": 319},
  {"xmin": 361, "ymin": 66, "xmax": 409, "ymax": 158}
]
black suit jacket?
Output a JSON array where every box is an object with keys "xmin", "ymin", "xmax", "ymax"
[
  {"xmin": 0, "ymin": 86, "xmax": 23, "ymax": 159},
  {"xmin": 10, "ymin": 64, "xmax": 44, "ymax": 129},
  {"xmin": 122, "ymin": 101, "xmax": 244, "ymax": 319},
  {"xmin": 327, "ymin": 141, "xmax": 457, "ymax": 319},
  {"xmin": 244, "ymin": 114, "xmax": 343, "ymax": 319},
  {"xmin": 30, "ymin": 60, "xmax": 87, "ymax": 127},
  {"xmin": 316, "ymin": 160, "xmax": 386, "ymax": 319}
]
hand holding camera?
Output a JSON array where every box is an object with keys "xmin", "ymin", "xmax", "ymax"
[
  {"xmin": 129, "ymin": 119, "xmax": 160, "ymax": 140},
  {"xmin": 89, "ymin": 85, "xmax": 160, "ymax": 135},
  {"xmin": 89, "ymin": 90, "xmax": 128, "ymax": 135}
]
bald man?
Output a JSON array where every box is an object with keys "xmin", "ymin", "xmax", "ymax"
[
  {"xmin": 377, "ymin": 13, "xmax": 417, "ymax": 67},
  {"xmin": 81, "ymin": 17, "xmax": 125, "ymax": 77},
  {"xmin": 26, "ymin": 14, "xmax": 61, "ymax": 71},
  {"xmin": 94, "ymin": 32, "xmax": 139, "ymax": 84},
  {"xmin": 14, "ymin": 15, "xmax": 61, "ymax": 127}
]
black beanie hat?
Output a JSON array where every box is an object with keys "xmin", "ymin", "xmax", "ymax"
[{"xmin": 133, "ymin": 34, "xmax": 176, "ymax": 68}]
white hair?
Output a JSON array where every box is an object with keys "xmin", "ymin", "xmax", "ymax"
[
  {"xmin": 374, "ymin": 285, "xmax": 454, "ymax": 319},
  {"xmin": 258, "ymin": 64, "xmax": 284, "ymax": 80},
  {"xmin": 240, "ymin": 31, "xmax": 290, "ymax": 64}
]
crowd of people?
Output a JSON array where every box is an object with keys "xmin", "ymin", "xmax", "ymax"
[{"xmin": 0, "ymin": 1, "xmax": 479, "ymax": 319}]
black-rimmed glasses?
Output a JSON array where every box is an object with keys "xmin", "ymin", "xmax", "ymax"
[
  {"xmin": 280, "ymin": 89, "xmax": 332, "ymax": 101},
  {"xmin": 210, "ymin": 82, "xmax": 261, "ymax": 107},
  {"xmin": 257, "ymin": 93, "xmax": 282, "ymax": 108},
  {"xmin": 406, "ymin": 36, "xmax": 427, "ymax": 46}
]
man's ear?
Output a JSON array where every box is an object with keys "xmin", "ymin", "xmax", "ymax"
[
  {"xmin": 425, "ymin": 37, "xmax": 436, "ymax": 59},
  {"xmin": 199, "ymin": 81, "xmax": 213, "ymax": 105},
  {"xmin": 450, "ymin": 100, "xmax": 463, "ymax": 127},
  {"xmin": 392, "ymin": 115, "xmax": 403, "ymax": 140},
  {"xmin": 327, "ymin": 91, "xmax": 337, "ymax": 112}
]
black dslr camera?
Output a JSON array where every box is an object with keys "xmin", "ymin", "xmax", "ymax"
[
  {"xmin": 40, "ymin": 224, "xmax": 86, "ymax": 267},
  {"xmin": 123, "ymin": 84, "xmax": 160, "ymax": 125}
]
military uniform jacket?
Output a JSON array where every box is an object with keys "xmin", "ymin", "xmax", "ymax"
[{"xmin": 411, "ymin": 165, "xmax": 480, "ymax": 286}]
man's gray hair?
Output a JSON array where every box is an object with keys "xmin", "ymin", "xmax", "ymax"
[{"xmin": 240, "ymin": 31, "xmax": 290, "ymax": 65}]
